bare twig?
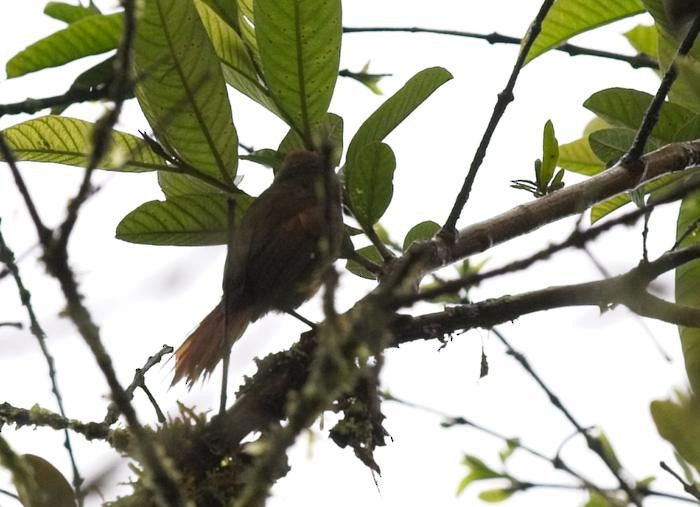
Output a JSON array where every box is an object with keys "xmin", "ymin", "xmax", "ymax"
[
  {"xmin": 660, "ymin": 461, "xmax": 700, "ymax": 501},
  {"xmin": 343, "ymin": 26, "xmax": 658, "ymax": 70},
  {"xmin": 384, "ymin": 393, "xmax": 601, "ymax": 492},
  {"xmin": 441, "ymin": 0, "xmax": 556, "ymax": 235},
  {"xmin": 493, "ymin": 329, "xmax": 642, "ymax": 506},
  {"xmin": 0, "ymin": 402, "xmax": 110, "ymax": 442},
  {"xmin": 103, "ymin": 344, "xmax": 174, "ymax": 426},
  {"xmin": 0, "ymin": 221, "xmax": 83, "ymax": 497},
  {"xmin": 0, "ymin": 87, "xmax": 112, "ymax": 118},
  {"xmin": 624, "ymin": 12, "xmax": 700, "ymax": 162},
  {"xmin": 2, "ymin": 2, "xmax": 184, "ymax": 505}
]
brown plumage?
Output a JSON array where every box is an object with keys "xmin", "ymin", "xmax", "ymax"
[{"xmin": 173, "ymin": 150, "xmax": 343, "ymax": 386}]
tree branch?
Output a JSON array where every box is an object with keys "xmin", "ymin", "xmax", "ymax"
[
  {"xmin": 441, "ymin": 0, "xmax": 556, "ymax": 235},
  {"xmin": 343, "ymin": 26, "xmax": 658, "ymax": 70}
]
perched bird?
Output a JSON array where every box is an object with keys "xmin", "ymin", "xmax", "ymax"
[
  {"xmin": 663, "ymin": 0, "xmax": 700, "ymax": 29},
  {"xmin": 173, "ymin": 149, "xmax": 344, "ymax": 386}
]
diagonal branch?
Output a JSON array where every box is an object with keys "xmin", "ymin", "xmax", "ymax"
[{"xmin": 441, "ymin": 0, "xmax": 556, "ymax": 235}]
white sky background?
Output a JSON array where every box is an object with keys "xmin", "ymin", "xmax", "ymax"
[{"xmin": 0, "ymin": 1, "xmax": 693, "ymax": 506}]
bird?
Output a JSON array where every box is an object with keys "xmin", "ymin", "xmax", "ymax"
[{"xmin": 172, "ymin": 149, "xmax": 344, "ymax": 386}]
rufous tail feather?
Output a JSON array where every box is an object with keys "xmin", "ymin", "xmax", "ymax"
[{"xmin": 173, "ymin": 302, "xmax": 252, "ymax": 386}]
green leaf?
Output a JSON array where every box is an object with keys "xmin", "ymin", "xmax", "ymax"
[
  {"xmin": 237, "ymin": 0, "xmax": 259, "ymax": 59},
  {"xmin": 676, "ymin": 189, "xmax": 700, "ymax": 393},
  {"xmin": 345, "ymin": 67, "xmax": 452, "ymax": 173},
  {"xmin": 44, "ymin": 1, "xmax": 100, "ymax": 24},
  {"xmin": 526, "ymin": 0, "xmax": 645, "ymax": 63},
  {"xmin": 478, "ymin": 488, "xmax": 515, "ymax": 503},
  {"xmin": 278, "ymin": 113, "xmax": 344, "ymax": 167},
  {"xmin": 116, "ymin": 193, "xmax": 252, "ymax": 246},
  {"xmin": 455, "ymin": 455, "xmax": 503, "ymax": 496},
  {"xmin": 558, "ymin": 137, "xmax": 605, "ymax": 176},
  {"xmin": 640, "ymin": 0, "xmax": 700, "ymax": 111},
  {"xmin": 583, "ymin": 490, "xmax": 611, "ymax": 507},
  {"xmin": 0, "ymin": 116, "xmax": 168, "ymax": 172},
  {"xmin": 18, "ymin": 455, "xmax": 76, "ymax": 507},
  {"xmin": 254, "ymin": 0, "xmax": 342, "ymax": 141},
  {"xmin": 341, "ymin": 63, "xmax": 389, "ymax": 95},
  {"xmin": 240, "ymin": 149, "xmax": 284, "ymax": 170},
  {"xmin": 675, "ymin": 451, "xmax": 696, "ymax": 483},
  {"xmin": 345, "ymin": 245, "xmax": 382, "ymax": 279},
  {"xmin": 623, "ymin": 24, "xmax": 659, "ymax": 58},
  {"xmin": 347, "ymin": 143, "xmax": 396, "ymax": 229},
  {"xmin": 51, "ymin": 56, "xmax": 126, "ymax": 115},
  {"xmin": 157, "ymin": 171, "xmax": 226, "ymax": 197},
  {"xmin": 588, "ymin": 127, "xmax": 662, "ymax": 164},
  {"xmin": 134, "ymin": 0, "xmax": 238, "ymax": 182},
  {"xmin": 6, "ymin": 13, "xmax": 122, "ymax": 78},
  {"xmin": 591, "ymin": 173, "xmax": 680, "ymax": 223},
  {"xmin": 594, "ymin": 429, "xmax": 623, "ymax": 473},
  {"xmin": 199, "ymin": 0, "xmax": 238, "ymax": 28},
  {"xmin": 498, "ymin": 439, "xmax": 520, "ymax": 464},
  {"xmin": 403, "ymin": 221, "xmax": 440, "ymax": 251},
  {"xmin": 195, "ymin": 0, "xmax": 281, "ymax": 117},
  {"xmin": 539, "ymin": 120, "xmax": 559, "ymax": 186},
  {"xmin": 584, "ymin": 88, "xmax": 697, "ymax": 142},
  {"xmin": 651, "ymin": 393, "xmax": 700, "ymax": 473}
]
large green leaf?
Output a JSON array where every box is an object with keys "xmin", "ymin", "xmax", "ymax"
[
  {"xmin": 195, "ymin": 0, "xmax": 280, "ymax": 117},
  {"xmin": 584, "ymin": 88, "xmax": 696, "ymax": 143},
  {"xmin": 347, "ymin": 142, "xmax": 396, "ymax": 228},
  {"xmin": 651, "ymin": 393, "xmax": 700, "ymax": 473},
  {"xmin": 558, "ymin": 137, "xmax": 605, "ymax": 176},
  {"xmin": 18, "ymin": 455, "xmax": 76, "ymax": 507},
  {"xmin": 199, "ymin": 0, "xmax": 238, "ymax": 28},
  {"xmin": 676, "ymin": 189, "xmax": 700, "ymax": 393},
  {"xmin": 278, "ymin": 113, "xmax": 344, "ymax": 167},
  {"xmin": 238, "ymin": 0, "xmax": 258, "ymax": 54},
  {"xmin": 641, "ymin": 0, "xmax": 700, "ymax": 111},
  {"xmin": 623, "ymin": 24, "xmax": 659, "ymax": 58},
  {"xmin": 134, "ymin": 0, "xmax": 238, "ymax": 183},
  {"xmin": 6, "ymin": 13, "xmax": 122, "ymax": 78},
  {"xmin": 345, "ymin": 67, "xmax": 452, "ymax": 172},
  {"xmin": 526, "ymin": 0, "xmax": 645, "ymax": 63},
  {"xmin": 403, "ymin": 220, "xmax": 440, "ymax": 252},
  {"xmin": 158, "ymin": 171, "xmax": 226, "ymax": 197},
  {"xmin": 254, "ymin": 0, "xmax": 342, "ymax": 141},
  {"xmin": 591, "ymin": 174, "xmax": 678, "ymax": 223},
  {"xmin": 116, "ymin": 193, "xmax": 252, "ymax": 246},
  {"xmin": 345, "ymin": 245, "xmax": 382, "ymax": 280},
  {"xmin": 588, "ymin": 127, "xmax": 663, "ymax": 164},
  {"xmin": 0, "ymin": 116, "xmax": 167, "ymax": 172},
  {"xmin": 44, "ymin": 1, "xmax": 100, "ymax": 24}
]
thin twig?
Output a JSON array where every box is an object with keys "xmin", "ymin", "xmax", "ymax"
[
  {"xmin": 103, "ymin": 345, "xmax": 174, "ymax": 426},
  {"xmin": 493, "ymin": 328, "xmax": 642, "ymax": 506},
  {"xmin": 365, "ymin": 225, "xmax": 396, "ymax": 262},
  {"xmin": 0, "ymin": 487, "xmax": 20, "ymax": 501},
  {"xmin": 0, "ymin": 134, "xmax": 51, "ymax": 246},
  {"xmin": 0, "ymin": 221, "xmax": 83, "ymax": 497},
  {"xmin": 441, "ymin": 0, "xmax": 556, "ymax": 236},
  {"xmin": 0, "ymin": 321, "xmax": 22, "ymax": 328},
  {"xmin": 0, "ymin": 87, "xmax": 112, "ymax": 118},
  {"xmin": 384, "ymin": 393, "xmax": 601, "ymax": 492},
  {"xmin": 221, "ymin": 197, "xmax": 238, "ymax": 417},
  {"xmin": 624, "ymin": 13, "xmax": 700, "ymax": 162},
  {"xmin": 660, "ymin": 461, "xmax": 700, "ymax": 501},
  {"xmin": 0, "ymin": 402, "xmax": 110, "ymax": 442},
  {"xmin": 583, "ymin": 244, "xmax": 671, "ymax": 362},
  {"xmin": 342, "ymin": 26, "xmax": 658, "ymax": 70},
  {"xmin": 4, "ymin": 2, "xmax": 185, "ymax": 504}
]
